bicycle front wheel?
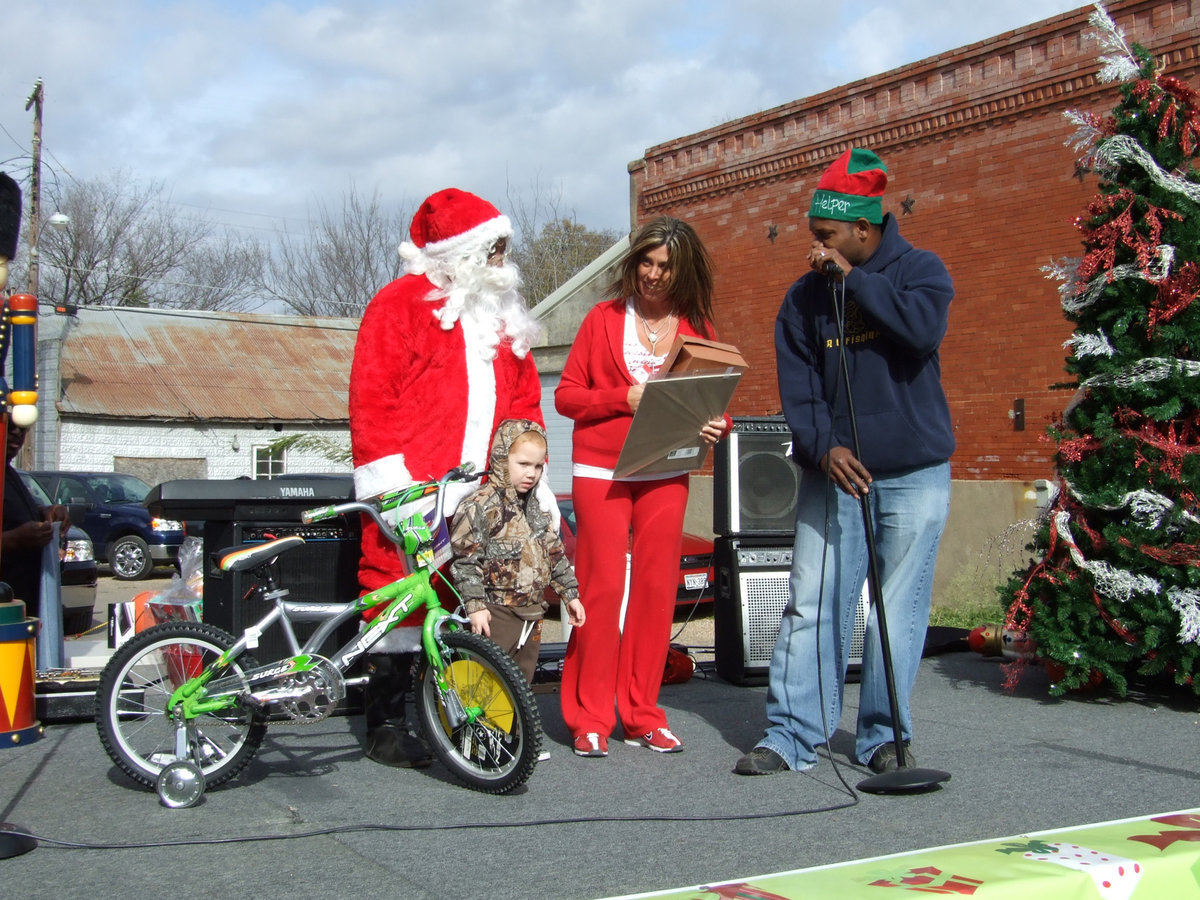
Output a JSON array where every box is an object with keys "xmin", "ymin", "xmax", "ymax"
[
  {"xmin": 415, "ymin": 630, "xmax": 541, "ymax": 793},
  {"xmin": 95, "ymin": 621, "xmax": 267, "ymax": 791}
]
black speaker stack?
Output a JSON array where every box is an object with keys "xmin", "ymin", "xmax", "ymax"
[
  {"xmin": 147, "ymin": 476, "xmax": 364, "ymax": 665},
  {"xmin": 711, "ymin": 416, "xmax": 867, "ymax": 685}
]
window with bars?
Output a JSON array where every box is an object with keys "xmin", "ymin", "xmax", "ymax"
[{"xmin": 254, "ymin": 445, "xmax": 286, "ymax": 479}]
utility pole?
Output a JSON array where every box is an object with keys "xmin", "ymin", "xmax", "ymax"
[{"xmin": 25, "ymin": 78, "xmax": 44, "ymax": 298}]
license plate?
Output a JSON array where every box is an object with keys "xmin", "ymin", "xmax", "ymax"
[{"xmin": 684, "ymin": 573, "xmax": 708, "ymax": 591}]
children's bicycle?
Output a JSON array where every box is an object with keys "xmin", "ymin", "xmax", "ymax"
[{"xmin": 94, "ymin": 464, "xmax": 542, "ymax": 807}]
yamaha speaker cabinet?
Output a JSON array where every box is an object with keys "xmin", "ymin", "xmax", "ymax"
[
  {"xmin": 202, "ymin": 518, "xmax": 363, "ymax": 665},
  {"xmin": 148, "ymin": 476, "xmax": 363, "ymax": 666},
  {"xmin": 713, "ymin": 417, "xmax": 800, "ymax": 537},
  {"xmin": 714, "ymin": 536, "xmax": 870, "ymax": 686}
]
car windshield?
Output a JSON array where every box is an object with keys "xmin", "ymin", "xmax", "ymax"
[
  {"xmin": 556, "ymin": 499, "xmax": 577, "ymax": 534},
  {"xmin": 85, "ymin": 473, "xmax": 152, "ymax": 503},
  {"xmin": 17, "ymin": 470, "xmax": 53, "ymax": 506}
]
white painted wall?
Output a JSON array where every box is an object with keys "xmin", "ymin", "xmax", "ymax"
[{"xmin": 55, "ymin": 419, "xmax": 350, "ymax": 480}]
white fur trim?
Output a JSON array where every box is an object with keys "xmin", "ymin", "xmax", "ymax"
[
  {"xmin": 369, "ymin": 625, "xmax": 423, "ymax": 653},
  {"xmin": 535, "ymin": 476, "xmax": 560, "ymax": 531},
  {"xmin": 398, "ymin": 215, "xmax": 512, "ymax": 273},
  {"xmin": 354, "ymin": 453, "xmax": 412, "ymax": 500},
  {"xmin": 460, "ymin": 316, "xmax": 498, "ymax": 473}
]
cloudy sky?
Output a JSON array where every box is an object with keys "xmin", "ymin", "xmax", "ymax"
[{"xmin": 2, "ymin": 0, "xmax": 1088, "ymax": 243}]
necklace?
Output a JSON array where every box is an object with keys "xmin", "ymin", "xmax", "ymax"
[{"xmin": 635, "ymin": 301, "xmax": 675, "ymax": 355}]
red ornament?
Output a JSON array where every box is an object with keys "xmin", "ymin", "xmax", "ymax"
[{"xmin": 1043, "ymin": 659, "xmax": 1105, "ymax": 692}]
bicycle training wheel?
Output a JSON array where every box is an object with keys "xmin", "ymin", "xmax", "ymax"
[
  {"xmin": 95, "ymin": 621, "xmax": 267, "ymax": 791},
  {"xmin": 415, "ymin": 630, "xmax": 541, "ymax": 793}
]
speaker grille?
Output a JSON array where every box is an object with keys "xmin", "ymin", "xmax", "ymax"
[
  {"xmin": 740, "ymin": 571, "xmax": 790, "ymax": 666},
  {"xmin": 714, "ymin": 536, "xmax": 870, "ymax": 685},
  {"xmin": 714, "ymin": 417, "xmax": 799, "ymax": 536}
]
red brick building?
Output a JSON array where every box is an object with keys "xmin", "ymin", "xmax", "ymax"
[{"xmin": 626, "ymin": 0, "xmax": 1200, "ymax": 598}]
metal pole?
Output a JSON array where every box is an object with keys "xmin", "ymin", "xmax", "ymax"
[{"xmin": 24, "ymin": 79, "xmax": 44, "ymax": 298}]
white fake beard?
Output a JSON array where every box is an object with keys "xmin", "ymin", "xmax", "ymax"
[{"xmin": 429, "ymin": 259, "xmax": 541, "ymax": 359}]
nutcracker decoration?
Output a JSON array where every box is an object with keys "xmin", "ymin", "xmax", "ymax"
[
  {"xmin": 0, "ymin": 170, "xmax": 42, "ymax": 862},
  {"xmin": 1, "ymin": 170, "xmax": 45, "ymax": 753}
]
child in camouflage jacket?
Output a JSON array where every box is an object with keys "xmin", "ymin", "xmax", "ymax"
[{"xmin": 449, "ymin": 419, "xmax": 585, "ymax": 683}]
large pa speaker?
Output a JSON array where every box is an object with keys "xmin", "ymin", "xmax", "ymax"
[
  {"xmin": 713, "ymin": 536, "xmax": 869, "ymax": 686},
  {"xmin": 202, "ymin": 519, "xmax": 362, "ymax": 665},
  {"xmin": 713, "ymin": 416, "xmax": 799, "ymax": 536}
]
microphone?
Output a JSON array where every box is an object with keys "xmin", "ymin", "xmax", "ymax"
[{"xmin": 822, "ymin": 259, "xmax": 844, "ymax": 277}]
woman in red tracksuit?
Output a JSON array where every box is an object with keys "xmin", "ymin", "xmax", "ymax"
[{"xmin": 555, "ymin": 216, "xmax": 729, "ymax": 758}]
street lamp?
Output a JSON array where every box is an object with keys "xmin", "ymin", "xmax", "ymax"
[{"xmin": 27, "ymin": 210, "xmax": 70, "ymax": 298}]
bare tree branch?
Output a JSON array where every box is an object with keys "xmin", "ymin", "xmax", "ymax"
[
  {"xmin": 28, "ymin": 170, "xmax": 263, "ymax": 311},
  {"xmin": 260, "ymin": 185, "xmax": 413, "ymax": 317}
]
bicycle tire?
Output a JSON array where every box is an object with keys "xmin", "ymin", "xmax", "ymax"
[
  {"xmin": 95, "ymin": 621, "xmax": 267, "ymax": 791},
  {"xmin": 415, "ymin": 630, "xmax": 541, "ymax": 794}
]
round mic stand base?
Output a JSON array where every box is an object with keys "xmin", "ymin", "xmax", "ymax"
[
  {"xmin": 858, "ymin": 766, "xmax": 951, "ymax": 794},
  {"xmin": 0, "ymin": 822, "xmax": 38, "ymax": 859}
]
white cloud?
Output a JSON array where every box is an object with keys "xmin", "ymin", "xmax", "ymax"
[{"xmin": 1, "ymin": 0, "xmax": 1087, "ymax": 239}]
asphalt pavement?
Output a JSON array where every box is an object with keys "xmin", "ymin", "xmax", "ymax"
[{"xmin": 4, "ymin": 574, "xmax": 1198, "ymax": 900}]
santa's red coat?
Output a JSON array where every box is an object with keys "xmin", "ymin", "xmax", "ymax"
[{"xmin": 349, "ymin": 273, "xmax": 544, "ymax": 597}]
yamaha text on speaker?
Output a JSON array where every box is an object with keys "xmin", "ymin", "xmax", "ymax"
[
  {"xmin": 714, "ymin": 537, "xmax": 870, "ymax": 686},
  {"xmin": 713, "ymin": 416, "xmax": 799, "ymax": 537}
]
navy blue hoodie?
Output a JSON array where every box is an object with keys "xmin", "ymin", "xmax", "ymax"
[{"xmin": 775, "ymin": 213, "xmax": 955, "ymax": 475}]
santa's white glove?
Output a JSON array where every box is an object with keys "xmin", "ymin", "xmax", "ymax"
[
  {"xmin": 535, "ymin": 476, "xmax": 561, "ymax": 531},
  {"xmin": 442, "ymin": 478, "xmax": 482, "ymax": 519}
]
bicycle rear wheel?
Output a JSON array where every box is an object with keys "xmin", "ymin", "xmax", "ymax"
[
  {"xmin": 415, "ymin": 630, "xmax": 541, "ymax": 793},
  {"xmin": 95, "ymin": 622, "xmax": 267, "ymax": 791}
]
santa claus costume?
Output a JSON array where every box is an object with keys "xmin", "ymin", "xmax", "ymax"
[{"xmin": 349, "ymin": 187, "xmax": 546, "ymax": 766}]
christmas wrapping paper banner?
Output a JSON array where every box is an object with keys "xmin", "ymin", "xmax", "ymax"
[{"xmin": 610, "ymin": 809, "xmax": 1200, "ymax": 899}]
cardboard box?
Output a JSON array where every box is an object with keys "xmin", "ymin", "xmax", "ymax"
[{"xmin": 662, "ymin": 335, "xmax": 748, "ymax": 374}]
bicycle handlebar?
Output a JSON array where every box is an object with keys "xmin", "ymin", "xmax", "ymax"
[{"xmin": 300, "ymin": 464, "xmax": 484, "ymax": 547}]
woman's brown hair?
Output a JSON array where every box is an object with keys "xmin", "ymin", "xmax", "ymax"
[{"xmin": 609, "ymin": 216, "xmax": 715, "ymax": 336}]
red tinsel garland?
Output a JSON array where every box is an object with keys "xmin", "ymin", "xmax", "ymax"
[
  {"xmin": 1133, "ymin": 73, "xmax": 1200, "ymax": 156},
  {"xmin": 1073, "ymin": 189, "xmax": 1181, "ymax": 289},
  {"xmin": 1149, "ymin": 261, "xmax": 1200, "ymax": 333}
]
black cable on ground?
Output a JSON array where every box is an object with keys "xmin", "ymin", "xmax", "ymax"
[{"xmin": 2, "ymin": 794, "xmax": 860, "ymax": 851}]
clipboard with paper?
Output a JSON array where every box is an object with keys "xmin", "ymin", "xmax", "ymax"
[{"xmin": 612, "ymin": 369, "xmax": 742, "ymax": 478}]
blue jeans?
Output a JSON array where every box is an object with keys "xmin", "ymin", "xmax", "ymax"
[{"xmin": 756, "ymin": 461, "xmax": 950, "ymax": 769}]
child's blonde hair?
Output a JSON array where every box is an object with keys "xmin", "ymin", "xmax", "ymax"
[{"xmin": 509, "ymin": 429, "xmax": 547, "ymax": 456}]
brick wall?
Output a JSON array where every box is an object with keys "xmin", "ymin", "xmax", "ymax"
[{"xmin": 631, "ymin": 0, "xmax": 1200, "ymax": 484}]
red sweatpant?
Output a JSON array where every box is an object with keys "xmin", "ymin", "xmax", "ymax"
[{"xmin": 560, "ymin": 473, "xmax": 688, "ymax": 738}]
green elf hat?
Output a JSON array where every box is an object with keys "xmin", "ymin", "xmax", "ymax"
[{"xmin": 808, "ymin": 148, "xmax": 888, "ymax": 224}]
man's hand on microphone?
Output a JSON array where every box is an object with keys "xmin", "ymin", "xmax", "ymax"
[
  {"xmin": 808, "ymin": 242, "xmax": 850, "ymax": 278},
  {"xmin": 820, "ymin": 446, "xmax": 872, "ymax": 498}
]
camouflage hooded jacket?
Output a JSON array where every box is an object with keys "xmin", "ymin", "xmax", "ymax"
[{"xmin": 449, "ymin": 419, "xmax": 579, "ymax": 617}]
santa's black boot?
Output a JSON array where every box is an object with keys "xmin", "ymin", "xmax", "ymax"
[{"xmin": 363, "ymin": 653, "xmax": 433, "ymax": 768}]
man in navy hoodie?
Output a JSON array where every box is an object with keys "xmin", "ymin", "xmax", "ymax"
[{"xmin": 736, "ymin": 148, "xmax": 954, "ymax": 776}]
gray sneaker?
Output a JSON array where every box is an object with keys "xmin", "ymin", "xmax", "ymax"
[
  {"xmin": 867, "ymin": 741, "xmax": 914, "ymax": 774},
  {"xmin": 734, "ymin": 746, "xmax": 790, "ymax": 775}
]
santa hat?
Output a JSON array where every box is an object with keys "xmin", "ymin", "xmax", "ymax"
[
  {"xmin": 0, "ymin": 172, "xmax": 21, "ymax": 262},
  {"xmin": 808, "ymin": 148, "xmax": 888, "ymax": 224},
  {"xmin": 399, "ymin": 188, "xmax": 512, "ymax": 273}
]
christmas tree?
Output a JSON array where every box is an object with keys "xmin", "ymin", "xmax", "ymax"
[{"xmin": 1003, "ymin": 4, "xmax": 1200, "ymax": 696}]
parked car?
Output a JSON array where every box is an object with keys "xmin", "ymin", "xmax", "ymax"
[
  {"xmin": 15, "ymin": 470, "xmax": 101, "ymax": 634},
  {"xmin": 30, "ymin": 471, "xmax": 185, "ymax": 581},
  {"xmin": 553, "ymin": 495, "xmax": 714, "ymax": 607}
]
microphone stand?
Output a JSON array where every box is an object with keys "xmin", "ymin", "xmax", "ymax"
[{"xmin": 827, "ymin": 267, "xmax": 950, "ymax": 794}]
